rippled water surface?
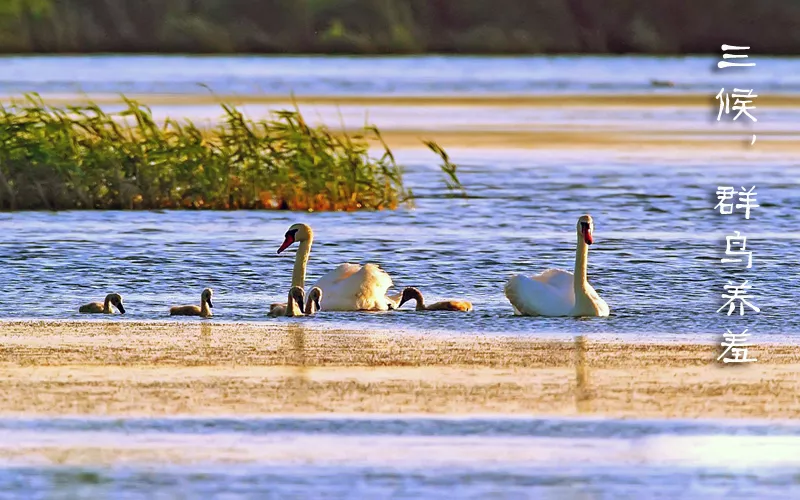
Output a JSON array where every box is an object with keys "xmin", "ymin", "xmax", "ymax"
[
  {"xmin": 1, "ymin": 417, "xmax": 800, "ymax": 499},
  {"xmin": 1, "ymin": 149, "xmax": 798, "ymax": 339}
]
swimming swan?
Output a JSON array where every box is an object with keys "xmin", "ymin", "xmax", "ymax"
[
  {"xmin": 79, "ymin": 293, "xmax": 125, "ymax": 314},
  {"xmin": 277, "ymin": 223, "xmax": 395, "ymax": 311},
  {"xmin": 269, "ymin": 286, "xmax": 322, "ymax": 317},
  {"xmin": 397, "ymin": 287, "xmax": 473, "ymax": 312},
  {"xmin": 504, "ymin": 214, "xmax": 609, "ymax": 317},
  {"xmin": 170, "ymin": 288, "xmax": 214, "ymax": 317}
]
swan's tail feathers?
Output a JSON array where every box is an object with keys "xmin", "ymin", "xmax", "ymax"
[
  {"xmin": 505, "ymin": 275, "xmax": 535, "ymax": 316},
  {"xmin": 362, "ymin": 263, "xmax": 393, "ymax": 290}
]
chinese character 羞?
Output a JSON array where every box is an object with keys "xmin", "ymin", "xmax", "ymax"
[
  {"xmin": 717, "ymin": 329, "xmax": 757, "ymax": 363},
  {"xmin": 721, "ymin": 231, "xmax": 753, "ymax": 268},
  {"xmin": 717, "ymin": 280, "xmax": 761, "ymax": 316}
]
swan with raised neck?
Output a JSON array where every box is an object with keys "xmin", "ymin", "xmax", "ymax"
[{"xmin": 503, "ymin": 214, "xmax": 609, "ymax": 317}]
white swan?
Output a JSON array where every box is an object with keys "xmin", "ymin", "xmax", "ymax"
[
  {"xmin": 504, "ymin": 214, "xmax": 609, "ymax": 317},
  {"xmin": 277, "ymin": 223, "xmax": 396, "ymax": 311}
]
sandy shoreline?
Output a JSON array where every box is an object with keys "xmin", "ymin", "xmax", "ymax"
[{"xmin": 0, "ymin": 321, "xmax": 797, "ymax": 419}]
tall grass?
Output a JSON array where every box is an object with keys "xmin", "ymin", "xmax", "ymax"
[{"xmin": 0, "ymin": 94, "xmax": 448, "ymax": 211}]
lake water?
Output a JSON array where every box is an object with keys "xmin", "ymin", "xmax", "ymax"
[
  {"xmin": 1, "ymin": 55, "xmax": 799, "ymax": 499},
  {"xmin": 2, "ymin": 416, "xmax": 800, "ymax": 499},
  {"xmin": 1, "ymin": 56, "xmax": 799, "ymax": 337},
  {"xmin": 1, "ymin": 150, "xmax": 798, "ymax": 340}
]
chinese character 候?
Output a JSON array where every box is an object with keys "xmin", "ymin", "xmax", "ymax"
[{"xmin": 716, "ymin": 88, "xmax": 758, "ymax": 122}]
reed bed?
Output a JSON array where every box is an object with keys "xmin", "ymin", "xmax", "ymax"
[{"xmin": 0, "ymin": 94, "xmax": 458, "ymax": 211}]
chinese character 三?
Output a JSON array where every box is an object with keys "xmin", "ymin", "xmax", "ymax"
[{"xmin": 718, "ymin": 44, "xmax": 756, "ymax": 69}]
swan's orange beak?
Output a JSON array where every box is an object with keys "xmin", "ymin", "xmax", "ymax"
[
  {"xmin": 277, "ymin": 235, "xmax": 295, "ymax": 254},
  {"xmin": 583, "ymin": 228, "xmax": 593, "ymax": 245}
]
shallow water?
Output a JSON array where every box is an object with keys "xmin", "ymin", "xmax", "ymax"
[
  {"xmin": 1, "ymin": 416, "xmax": 799, "ymax": 499},
  {"xmin": 1, "ymin": 54, "xmax": 799, "ymax": 96},
  {"xmin": 1, "ymin": 148, "xmax": 798, "ymax": 340}
]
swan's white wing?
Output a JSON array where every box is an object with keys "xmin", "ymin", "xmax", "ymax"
[
  {"xmin": 533, "ymin": 268, "xmax": 573, "ymax": 288},
  {"xmin": 505, "ymin": 274, "xmax": 574, "ymax": 317},
  {"xmin": 314, "ymin": 263, "xmax": 394, "ymax": 311},
  {"xmin": 312, "ymin": 263, "xmax": 363, "ymax": 291}
]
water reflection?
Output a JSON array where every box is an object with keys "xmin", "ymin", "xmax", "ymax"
[{"xmin": 574, "ymin": 335, "xmax": 590, "ymax": 414}]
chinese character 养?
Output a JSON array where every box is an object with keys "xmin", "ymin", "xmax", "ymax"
[{"xmin": 717, "ymin": 280, "xmax": 761, "ymax": 316}]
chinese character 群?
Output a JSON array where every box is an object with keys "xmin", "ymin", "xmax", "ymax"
[
  {"xmin": 717, "ymin": 280, "xmax": 761, "ymax": 316},
  {"xmin": 721, "ymin": 231, "xmax": 753, "ymax": 268},
  {"xmin": 717, "ymin": 329, "xmax": 757, "ymax": 363},
  {"xmin": 715, "ymin": 186, "xmax": 759, "ymax": 219},
  {"xmin": 718, "ymin": 44, "xmax": 756, "ymax": 69}
]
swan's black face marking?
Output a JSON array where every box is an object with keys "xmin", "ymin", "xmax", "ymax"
[
  {"xmin": 278, "ymin": 229, "xmax": 299, "ymax": 254},
  {"xmin": 580, "ymin": 221, "xmax": 593, "ymax": 245}
]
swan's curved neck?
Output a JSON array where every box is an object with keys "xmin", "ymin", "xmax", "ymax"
[
  {"xmin": 292, "ymin": 237, "xmax": 312, "ymax": 289},
  {"xmin": 103, "ymin": 296, "xmax": 112, "ymax": 313},
  {"xmin": 574, "ymin": 234, "xmax": 590, "ymax": 298},
  {"xmin": 200, "ymin": 297, "xmax": 211, "ymax": 316},
  {"xmin": 414, "ymin": 291, "xmax": 426, "ymax": 311}
]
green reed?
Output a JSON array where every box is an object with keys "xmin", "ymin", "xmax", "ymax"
[{"xmin": 0, "ymin": 94, "xmax": 451, "ymax": 211}]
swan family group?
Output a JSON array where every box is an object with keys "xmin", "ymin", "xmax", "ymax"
[{"xmin": 79, "ymin": 214, "xmax": 609, "ymax": 319}]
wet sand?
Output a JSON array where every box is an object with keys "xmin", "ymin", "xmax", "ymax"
[{"xmin": 0, "ymin": 321, "xmax": 797, "ymax": 419}]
